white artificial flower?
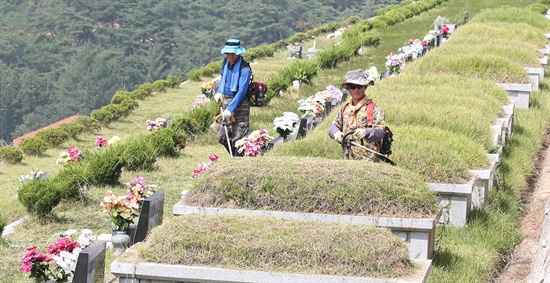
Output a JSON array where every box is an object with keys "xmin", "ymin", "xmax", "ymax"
[{"xmin": 108, "ymin": 135, "xmax": 122, "ymax": 145}]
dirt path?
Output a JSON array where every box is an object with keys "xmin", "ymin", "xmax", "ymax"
[{"xmin": 496, "ymin": 135, "xmax": 550, "ymax": 282}]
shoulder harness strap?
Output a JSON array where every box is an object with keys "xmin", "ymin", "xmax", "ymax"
[{"xmin": 340, "ymin": 101, "xmax": 376, "ymax": 127}]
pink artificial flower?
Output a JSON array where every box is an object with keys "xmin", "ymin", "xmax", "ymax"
[
  {"xmin": 208, "ymin": 154, "xmax": 219, "ymax": 162},
  {"xmin": 440, "ymin": 24, "xmax": 449, "ymax": 35},
  {"xmin": 408, "ymin": 39, "xmax": 414, "ymax": 45},
  {"xmin": 47, "ymin": 237, "xmax": 80, "ymax": 255},
  {"xmin": 421, "ymin": 40, "xmax": 428, "ymax": 47},
  {"xmin": 96, "ymin": 136, "xmax": 108, "ymax": 148},
  {"xmin": 20, "ymin": 245, "xmax": 53, "ymax": 273}
]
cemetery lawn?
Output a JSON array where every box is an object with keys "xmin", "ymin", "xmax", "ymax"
[
  {"xmin": 183, "ymin": 156, "xmax": 439, "ymax": 218},
  {"xmin": 127, "ymin": 214, "xmax": 416, "ymax": 278},
  {"xmin": 1, "ymin": 1, "xmax": 548, "ymax": 283}
]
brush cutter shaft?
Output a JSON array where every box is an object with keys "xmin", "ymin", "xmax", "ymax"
[{"xmin": 219, "ymin": 105, "xmax": 233, "ymax": 157}]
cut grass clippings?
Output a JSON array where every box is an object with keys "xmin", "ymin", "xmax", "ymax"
[
  {"xmin": 182, "ymin": 156, "xmax": 439, "ymax": 218},
  {"xmin": 132, "ymin": 214, "xmax": 416, "ymax": 278}
]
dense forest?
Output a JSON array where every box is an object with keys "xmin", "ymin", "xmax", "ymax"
[{"xmin": 0, "ymin": 0, "xmax": 400, "ymax": 143}]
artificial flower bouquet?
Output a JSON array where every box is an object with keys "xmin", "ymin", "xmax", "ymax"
[
  {"xmin": 126, "ymin": 175, "xmax": 156, "ymax": 204},
  {"xmin": 314, "ymin": 85, "xmax": 343, "ymax": 103},
  {"xmin": 56, "ymin": 146, "xmax": 83, "ymax": 166},
  {"xmin": 201, "ymin": 81, "xmax": 214, "ymax": 96},
  {"xmin": 298, "ymin": 96, "xmax": 325, "ymax": 118},
  {"xmin": 385, "ymin": 52, "xmax": 405, "ymax": 75},
  {"xmin": 433, "ymin": 15, "xmax": 448, "ymax": 31},
  {"xmin": 96, "ymin": 135, "xmax": 121, "ymax": 149},
  {"xmin": 440, "ymin": 24, "xmax": 450, "ymax": 38},
  {"xmin": 235, "ymin": 129, "xmax": 274, "ymax": 157},
  {"xmin": 20, "ymin": 229, "xmax": 96, "ymax": 283},
  {"xmin": 100, "ymin": 190, "xmax": 140, "ymax": 231},
  {"xmin": 146, "ymin": 118, "xmax": 166, "ymax": 131},
  {"xmin": 364, "ymin": 66, "xmax": 379, "ymax": 84},
  {"xmin": 193, "ymin": 94, "xmax": 210, "ymax": 108},
  {"xmin": 273, "ymin": 112, "xmax": 300, "ymax": 139}
]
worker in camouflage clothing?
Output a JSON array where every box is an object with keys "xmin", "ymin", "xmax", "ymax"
[{"xmin": 328, "ymin": 69, "xmax": 386, "ymax": 161}]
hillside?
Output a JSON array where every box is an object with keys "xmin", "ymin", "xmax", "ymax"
[
  {"xmin": 2, "ymin": 0, "xmax": 550, "ymax": 282},
  {"xmin": 0, "ymin": 0, "xmax": 396, "ymax": 143}
]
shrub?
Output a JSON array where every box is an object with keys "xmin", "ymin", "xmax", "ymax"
[
  {"xmin": 59, "ymin": 121, "xmax": 86, "ymax": 138},
  {"xmin": 369, "ymin": 18, "xmax": 388, "ymax": 29},
  {"xmin": 51, "ymin": 162, "xmax": 92, "ymax": 200},
  {"xmin": 529, "ymin": 3, "xmax": 549, "ymax": 14},
  {"xmin": 316, "ymin": 45, "xmax": 345, "ymax": 69},
  {"xmin": 121, "ymin": 99, "xmax": 139, "ymax": 110},
  {"xmin": 103, "ymin": 104, "xmax": 130, "ymax": 120},
  {"xmin": 347, "ymin": 15, "xmax": 361, "ymax": 25},
  {"xmin": 83, "ymin": 145, "xmax": 125, "ymax": 185},
  {"xmin": 288, "ymin": 32, "xmax": 308, "ymax": 43},
  {"xmin": 186, "ymin": 69, "xmax": 202, "ymax": 81},
  {"xmin": 130, "ymin": 88, "xmax": 149, "ymax": 100},
  {"xmin": 0, "ymin": 145, "xmax": 23, "ymax": 164},
  {"xmin": 91, "ymin": 108, "xmax": 114, "ymax": 125},
  {"xmin": 137, "ymin": 82, "xmax": 154, "ymax": 95},
  {"xmin": 152, "ymin": 80, "xmax": 169, "ymax": 93},
  {"xmin": 145, "ymin": 128, "xmax": 183, "ymax": 157},
  {"xmin": 120, "ymin": 138, "xmax": 157, "ymax": 171},
  {"xmin": 74, "ymin": 116, "xmax": 101, "ymax": 132},
  {"xmin": 166, "ymin": 75, "xmax": 182, "ymax": 87},
  {"xmin": 185, "ymin": 101, "xmax": 220, "ymax": 132},
  {"xmin": 111, "ymin": 91, "xmax": 133, "ymax": 104},
  {"xmin": 19, "ymin": 136, "xmax": 49, "ymax": 156},
  {"xmin": 35, "ymin": 128, "xmax": 69, "ymax": 147},
  {"xmin": 17, "ymin": 179, "xmax": 62, "ymax": 218},
  {"xmin": 169, "ymin": 116, "xmax": 201, "ymax": 140}
]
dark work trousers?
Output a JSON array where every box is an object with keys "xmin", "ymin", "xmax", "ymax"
[{"xmin": 217, "ymin": 97, "xmax": 250, "ymax": 156}]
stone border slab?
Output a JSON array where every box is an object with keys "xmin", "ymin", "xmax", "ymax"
[
  {"xmin": 496, "ymin": 83, "xmax": 531, "ymax": 109},
  {"xmin": 426, "ymin": 183, "xmax": 472, "ymax": 227},
  {"xmin": 502, "ymin": 103, "xmax": 515, "ymax": 136},
  {"xmin": 526, "ymin": 67, "xmax": 541, "ymax": 91},
  {"xmin": 173, "ymin": 203, "xmax": 437, "ymax": 260},
  {"xmin": 112, "ymin": 258, "xmax": 432, "ymax": 283}
]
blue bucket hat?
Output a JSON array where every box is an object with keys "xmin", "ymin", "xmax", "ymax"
[{"xmin": 221, "ymin": 39, "xmax": 246, "ymax": 55}]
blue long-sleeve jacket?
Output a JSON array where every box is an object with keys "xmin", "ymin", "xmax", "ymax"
[{"xmin": 217, "ymin": 56, "xmax": 251, "ymax": 113}]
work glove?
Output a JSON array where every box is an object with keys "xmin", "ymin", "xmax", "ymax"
[
  {"xmin": 214, "ymin": 92, "xmax": 223, "ymax": 103},
  {"xmin": 222, "ymin": 109, "xmax": 232, "ymax": 120},
  {"xmin": 334, "ymin": 131, "xmax": 344, "ymax": 143},
  {"xmin": 354, "ymin": 128, "xmax": 371, "ymax": 140}
]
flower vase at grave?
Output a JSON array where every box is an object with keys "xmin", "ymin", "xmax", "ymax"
[{"xmin": 111, "ymin": 230, "xmax": 132, "ymax": 256}]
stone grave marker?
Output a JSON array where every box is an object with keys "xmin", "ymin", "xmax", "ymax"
[
  {"xmin": 297, "ymin": 114, "xmax": 313, "ymax": 139},
  {"xmin": 267, "ymin": 136, "xmax": 284, "ymax": 150},
  {"xmin": 130, "ymin": 190, "xmax": 165, "ymax": 244},
  {"xmin": 72, "ymin": 241, "xmax": 106, "ymax": 283}
]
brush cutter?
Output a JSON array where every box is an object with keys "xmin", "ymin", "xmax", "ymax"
[
  {"xmin": 215, "ymin": 103, "xmax": 236, "ymax": 157},
  {"xmin": 342, "ymin": 131, "xmax": 396, "ymax": 165}
]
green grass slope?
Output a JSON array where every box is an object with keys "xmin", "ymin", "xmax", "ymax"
[{"xmin": 1, "ymin": 1, "xmax": 550, "ymax": 283}]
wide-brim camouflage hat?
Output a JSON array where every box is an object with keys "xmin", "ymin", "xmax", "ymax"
[{"xmin": 343, "ymin": 69, "xmax": 369, "ymax": 86}]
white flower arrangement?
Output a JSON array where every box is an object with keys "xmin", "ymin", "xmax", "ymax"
[
  {"xmin": 298, "ymin": 96, "xmax": 325, "ymax": 118},
  {"xmin": 51, "ymin": 229, "xmax": 96, "ymax": 278},
  {"xmin": 364, "ymin": 66, "xmax": 379, "ymax": 83},
  {"xmin": 273, "ymin": 112, "xmax": 300, "ymax": 138}
]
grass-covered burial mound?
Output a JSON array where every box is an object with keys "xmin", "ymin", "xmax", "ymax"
[
  {"xmin": 134, "ymin": 214, "xmax": 417, "ymax": 278},
  {"xmin": 182, "ymin": 156, "xmax": 438, "ymax": 218}
]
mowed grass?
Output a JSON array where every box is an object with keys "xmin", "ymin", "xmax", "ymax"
[
  {"xmin": 1, "ymin": 1, "xmax": 549, "ymax": 283},
  {"xmin": 129, "ymin": 214, "xmax": 416, "ymax": 278},
  {"xmin": 182, "ymin": 156, "xmax": 439, "ymax": 218}
]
